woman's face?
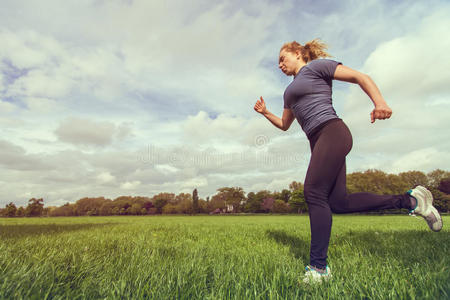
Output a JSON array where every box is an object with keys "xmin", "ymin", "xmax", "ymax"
[{"xmin": 278, "ymin": 49, "xmax": 300, "ymax": 76}]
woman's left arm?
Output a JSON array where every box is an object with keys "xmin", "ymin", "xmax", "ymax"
[{"xmin": 333, "ymin": 64, "xmax": 392, "ymax": 123}]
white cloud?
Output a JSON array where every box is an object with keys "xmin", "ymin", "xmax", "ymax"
[
  {"xmin": 97, "ymin": 172, "xmax": 116, "ymax": 184},
  {"xmin": 7, "ymin": 69, "xmax": 74, "ymax": 99},
  {"xmin": 155, "ymin": 164, "xmax": 179, "ymax": 174},
  {"xmin": 180, "ymin": 176, "xmax": 208, "ymax": 191},
  {"xmin": 388, "ymin": 147, "xmax": 449, "ymax": 174},
  {"xmin": 0, "ymin": 100, "xmax": 16, "ymax": 113},
  {"xmin": 0, "ymin": 140, "xmax": 51, "ymax": 171},
  {"xmin": 54, "ymin": 117, "xmax": 132, "ymax": 147},
  {"xmin": 120, "ymin": 180, "xmax": 141, "ymax": 190},
  {"xmin": 182, "ymin": 110, "xmax": 296, "ymax": 152},
  {"xmin": 364, "ymin": 11, "xmax": 450, "ymax": 98},
  {"xmin": 0, "ymin": 71, "xmax": 4, "ymax": 93},
  {"xmin": 338, "ymin": 8, "xmax": 450, "ymax": 174},
  {"xmin": 22, "ymin": 97, "xmax": 62, "ymax": 113},
  {"xmin": 0, "ymin": 29, "xmax": 50, "ymax": 69}
]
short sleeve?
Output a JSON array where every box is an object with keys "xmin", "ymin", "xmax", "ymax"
[
  {"xmin": 283, "ymin": 90, "xmax": 289, "ymax": 109},
  {"xmin": 309, "ymin": 59, "xmax": 342, "ymax": 80}
]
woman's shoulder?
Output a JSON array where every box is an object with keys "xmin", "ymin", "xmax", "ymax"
[
  {"xmin": 307, "ymin": 59, "xmax": 342, "ymax": 78},
  {"xmin": 308, "ymin": 58, "xmax": 341, "ymax": 67}
]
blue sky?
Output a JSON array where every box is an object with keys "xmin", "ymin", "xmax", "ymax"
[{"xmin": 1, "ymin": 0, "xmax": 449, "ymax": 206}]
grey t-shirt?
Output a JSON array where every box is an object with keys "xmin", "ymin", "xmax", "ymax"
[{"xmin": 283, "ymin": 59, "xmax": 342, "ymax": 137}]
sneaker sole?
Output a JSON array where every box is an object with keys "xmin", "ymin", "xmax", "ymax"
[
  {"xmin": 414, "ymin": 186, "xmax": 443, "ymax": 232},
  {"xmin": 302, "ymin": 266, "xmax": 332, "ymax": 284},
  {"xmin": 417, "ymin": 185, "xmax": 433, "ymax": 203},
  {"xmin": 428, "ymin": 206, "xmax": 443, "ymax": 232},
  {"xmin": 302, "ymin": 275, "xmax": 331, "ymax": 284}
]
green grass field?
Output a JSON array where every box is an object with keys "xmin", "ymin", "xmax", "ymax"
[{"xmin": 0, "ymin": 215, "xmax": 449, "ymax": 299}]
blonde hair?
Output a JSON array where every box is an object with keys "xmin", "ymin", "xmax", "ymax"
[{"xmin": 280, "ymin": 38, "xmax": 331, "ymax": 63}]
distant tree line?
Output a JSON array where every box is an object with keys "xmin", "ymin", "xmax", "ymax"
[{"xmin": 1, "ymin": 169, "xmax": 449, "ymax": 217}]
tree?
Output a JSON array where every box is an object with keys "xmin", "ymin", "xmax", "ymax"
[
  {"xmin": 175, "ymin": 193, "xmax": 191, "ymax": 205},
  {"xmin": 112, "ymin": 196, "xmax": 133, "ymax": 215},
  {"xmin": 280, "ymin": 189, "xmax": 291, "ymax": 203},
  {"xmin": 153, "ymin": 193, "xmax": 174, "ymax": 214},
  {"xmin": 272, "ymin": 200, "xmax": 291, "ymax": 213},
  {"xmin": 49, "ymin": 203, "xmax": 75, "ymax": 217},
  {"xmin": 197, "ymin": 199, "xmax": 209, "ymax": 214},
  {"xmin": 25, "ymin": 198, "xmax": 44, "ymax": 217},
  {"xmin": 142, "ymin": 200, "xmax": 154, "ymax": 212},
  {"xmin": 430, "ymin": 189, "xmax": 450, "ymax": 212},
  {"xmin": 162, "ymin": 203, "xmax": 178, "ymax": 214},
  {"xmin": 16, "ymin": 206, "xmax": 25, "ymax": 217},
  {"xmin": 128, "ymin": 203, "xmax": 143, "ymax": 215},
  {"xmin": 289, "ymin": 187, "xmax": 307, "ymax": 214},
  {"xmin": 346, "ymin": 169, "xmax": 405, "ymax": 195},
  {"xmin": 438, "ymin": 179, "xmax": 450, "ymax": 194},
  {"xmin": 425, "ymin": 170, "xmax": 450, "ymax": 213},
  {"xmin": 243, "ymin": 190, "xmax": 271, "ymax": 213},
  {"xmin": 211, "ymin": 187, "xmax": 246, "ymax": 213},
  {"xmin": 176, "ymin": 198, "xmax": 193, "ymax": 214},
  {"xmin": 243, "ymin": 192, "xmax": 256, "ymax": 213},
  {"xmin": 289, "ymin": 181, "xmax": 303, "ymax": 192},
  {"xmin": 153, "ymin": 199, "xmax": 167, "ymax": 214},
  {"xmin": 4, "ymin": 202, "xmax": 17, "ymax": 217},
  {"xmin": 209, "ymin": 192, "xmax": 226, "ymax": 212},
  {"xmin": 399, "ymin": 171, "xmax": 428, "ymax": 190},
  {"xmin": 74, "ymin": 197, "xmax": 109, "ymax": 216},
  {"xmin": 99, "ymin": 201, "xmax": 114, "ymax": 216},
  {"xmin": 192, "ymin": 189, "xmax": 199, "ymax": 214},
  {"xmin": 148, "ymin": 207, "xmax": 157, "ymax": 215},
  {"xmin": 261, "ymin": 197, "xmax": 275, "ymax": 213},
  {"xmin": 427, "ymin": 169, "xmax": 450, "ymax": 189},
  {"xmin": 43, "ymin": 207, "xmax": 52, "ymax": 217}
]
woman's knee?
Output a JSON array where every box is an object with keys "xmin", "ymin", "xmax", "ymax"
[
  {"xmin": 329, "ymin": 202, "xmax": 348, "ymax": 214},
  {"xmin": 330, "ymin": 206, "xmax": 346, "ymax": 214},
  {"xmin": 304, "ymin": 184, "xmax": 328, "ymax": 205}
]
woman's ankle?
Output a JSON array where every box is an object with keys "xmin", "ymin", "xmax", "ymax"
[{"xmin": 310, "ymin": 265, "xmax": 326, "ymax": 273}]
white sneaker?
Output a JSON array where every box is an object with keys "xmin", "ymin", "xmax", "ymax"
[
  {"xmin": 408, "ymin": 185, "xmax": 443, "ymax": 232},
  {"xmin": 302, "ymin": 265, "xmax": 332, "ymax": 284}
]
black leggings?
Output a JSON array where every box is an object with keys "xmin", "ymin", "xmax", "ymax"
[{"xmin": 304, "ymin": 118, "xmax": 411, "ymax": 269}]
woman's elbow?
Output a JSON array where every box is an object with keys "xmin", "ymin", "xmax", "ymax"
[
  {"xmin": 281, "ymin": 123, "xmax": 291, "ymax": 131},
  {"xmin": 357, "ymin": 73, "xmax": 371, "ymax": 86}
]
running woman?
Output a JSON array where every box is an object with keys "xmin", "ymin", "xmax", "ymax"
[{"xmin": 253, "ymin": 38, "xmax": 443, "ymax": 284}]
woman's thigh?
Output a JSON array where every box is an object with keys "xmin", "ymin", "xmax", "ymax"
[{"xmin": 305, "ymin": 121, "xmax": 352, "ymax": 196}]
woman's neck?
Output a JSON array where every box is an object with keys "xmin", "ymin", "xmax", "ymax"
[
  {"xmin": 294, "ymin": 61, "xmax": 307, "ymax": 76},
  {"xmin": 294, "ymin": 60, "xmax": 306, "ymax": 76}
]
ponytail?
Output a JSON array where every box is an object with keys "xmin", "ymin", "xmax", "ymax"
[{"xmin": 280, "ymin": 38, "xmax": 331, "ymax": 63}]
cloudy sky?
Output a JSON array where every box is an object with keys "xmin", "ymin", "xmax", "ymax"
[{"xmin": 1, "ymin": 0, "xmax": 449, "ymax": 207}]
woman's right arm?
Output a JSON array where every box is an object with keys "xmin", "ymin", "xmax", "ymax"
[
  {"xmin": 333, "ymin": 64, "xmax": 392, "ymax": 123},
  {"xmin": 254, "ymin": 96, "xmax": 295, "ymax": 131}
]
